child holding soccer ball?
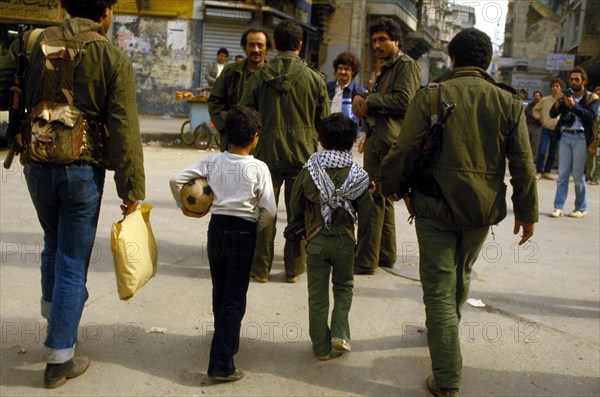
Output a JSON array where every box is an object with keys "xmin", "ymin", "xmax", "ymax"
[{"xmin": 169, "ymin": 106, "xmax": 276, "ymax": 381}]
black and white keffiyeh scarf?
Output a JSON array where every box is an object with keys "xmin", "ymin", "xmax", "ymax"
[{"xmin": 305, "ymin": 150, "xmax": 370, "ymax": 229}]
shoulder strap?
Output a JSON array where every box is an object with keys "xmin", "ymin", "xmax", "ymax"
[
  {"xmin": 376, "ymin": 55, "xmax": 402, "ymax": 94},
  {"xmin": 26, "ymin": 28, "xmax": 44, "ymax": 52},
  {"xmin": 39, "ymin": 27, "xmax": 108, "ymax": 106},
  {"xmin": 428, "ymin": 83, "xmax": 440, "ymax": 125}
]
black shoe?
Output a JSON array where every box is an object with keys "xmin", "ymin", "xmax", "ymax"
[
  {"xmin": 379, "ymin": 261, "xmax": 395, "ymax": 268},
  {"xmin": 353, "ymin": 266, "xmax": 375, "ymax": 275},
  {"xmin": 44, "ymin": 356, "xmax": 90, "ymax": 388},
  {"xmin": 426, "ymin": 374, "xmax": 460, "ymax": 397}
]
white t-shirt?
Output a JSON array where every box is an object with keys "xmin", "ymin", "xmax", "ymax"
[{"xmin": 170, "ymin": 152, "xmax": 276, "ymax": 230}]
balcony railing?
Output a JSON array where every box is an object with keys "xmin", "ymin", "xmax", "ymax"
[{"xmin": 368, "ymin": 0, "xmax": 417, "ymax": 18}]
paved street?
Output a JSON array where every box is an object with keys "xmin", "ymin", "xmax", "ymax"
[{"xmin": 1, "ymin": 126, "xmax": 599, "ymax": 396}]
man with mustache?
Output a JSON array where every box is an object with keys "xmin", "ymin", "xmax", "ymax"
[
  {"xmin": 208, "ymin": 29, "xmax": 271, "ymax": 151},
  {"xmin": 351, "ymin": 17, "xmax": 420, "ymax": 275},
  {"xmin": 240, "ymin": 19, "xmax": 330, "ymax": 284}
]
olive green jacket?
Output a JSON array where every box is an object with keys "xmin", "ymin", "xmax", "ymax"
[
  {"xmin": 208, "ymin": 59, "xmax": 261, "ymax": 133},
  {"xmin": 239, "ymin": 51, "xmax": 330, "ymax": 171},
  {"xmin": 290, "ymin": 166, "xmax": 373, "ymax": 242},
  {"xmin": 0, "ymin": 18, "xmax": 145, "ymax": 201},
  {"xmin": 357, "ymin": 53, "xmax": 420, "ymax": 145},
  {"xmin": 381, "ymin": 67, "xmax": 538, "ymax": 227}
]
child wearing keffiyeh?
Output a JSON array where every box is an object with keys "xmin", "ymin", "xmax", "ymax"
[{"xmin": 290, "ymin": 113, "xmax": 374, "ymax": 360}]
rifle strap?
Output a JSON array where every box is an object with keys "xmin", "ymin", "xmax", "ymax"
[
  {"xmin": 428, "ymin": 83, "xmax": 440, "ymax": 126},
  {"xmin": 374, "ymin": 52, "xmax": 404, "ymax": 94},
  {"xmin": 26, "ymin": 28, "xmax": 44, "ymax": 52}
]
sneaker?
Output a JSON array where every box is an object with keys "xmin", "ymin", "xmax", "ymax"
[
  {"xmin": 285, "ymin": 275, "xmax": 299, "ymax": 283},
  {"xmin": 541, "ymin": 173, "xmax": 555, "ymax": 180},
  {"xmin": 550, "ymin": 209, "xmax": 564, "ymax": 218},
  {"xmin": 588, "ymin": 180, "xmax": 599, "ymax": 186},
  {"xmin": 209, "ymin": 368, "xmax": 244, "ymax": 382},
  {"xmin": 426, "ymin": 374, "xmax": 460, "ymax": 397},
  {"xmin": 569, "ymin": 210, "xmax": 586, "ymax": 218},
  {"xmin": 44, "ymin": 356, "xmax": 90, "ymax": 389},
  {"xmin": 535, "ymin": 173, "xmax": 542, "ymax": 180},
  {"xmin": 332, "ymin": 337, "xmax": 351, "ymax": 352},
  {"xmin": 251, "ymin": 272, "xmax": 268, "ymax": 283},
  {"xmin": 316, "ymin": 354, "xmax": 331, "ymax": 361}
]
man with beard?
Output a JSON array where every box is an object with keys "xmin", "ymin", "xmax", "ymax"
[
  {"xmin": 209, "ymin": 29, "xmax": 271, "ymax": 151},
  {"xmin": 549, "ymin": 67, "xmax": 599, "ymax": 218}
]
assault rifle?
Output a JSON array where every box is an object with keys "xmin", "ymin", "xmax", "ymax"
[{"xmin": 3, "ymin": 25, "xmax": 28, "ymax": 169}]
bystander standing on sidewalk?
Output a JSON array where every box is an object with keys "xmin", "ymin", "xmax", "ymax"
[
  {"xmin": 533, "ymin": 78, "xmax": 564, "ymax": 180},
  {"xmin": 549, "ymin": 67, "xmax": 599, "ymax": 219}
]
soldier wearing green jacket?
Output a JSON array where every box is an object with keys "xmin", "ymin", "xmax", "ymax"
[
  {"xmin": 381, "ymin": 28, "xmax": 537, "ymax": 397},
  {"xmin": 240, "ymin": 20, "xmax": 329, "ymax": 283},
  {"xmin": 0, "ymin": 0, "xmax": 144, "ymax": 388},
  {"xmin": 352, "ymin": 17, "xmax": 420, "ymax": 275},
  {"xmin": 208, "ymin": 28, "xmax": 271, "ymax": 151}
]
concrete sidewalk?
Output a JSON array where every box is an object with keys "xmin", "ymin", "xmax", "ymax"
[
  {"xmin": 0, "ymin": 146, "xmax": 599, "ymax": 396},
  {"xmin": 139, "ymin": 114, "xmax": 188, "ymax": 144}
]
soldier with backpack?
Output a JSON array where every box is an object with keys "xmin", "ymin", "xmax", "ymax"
[{"xmin": 0, "ymin": 0, "xmax": 145, "ymax": 388}]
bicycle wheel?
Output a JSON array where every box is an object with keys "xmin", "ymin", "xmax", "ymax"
[
  {"xmin": 193, "ymin": 123, "xmax": 211, "ymax": 150},
  {"xmin": 180, "ymin": 120, "xmax": 194, "ymax": 145}
]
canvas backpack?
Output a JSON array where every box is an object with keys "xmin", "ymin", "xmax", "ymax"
[{"xmin": 26, "ymin": 26, "xmax": 108, "ymax": 164}]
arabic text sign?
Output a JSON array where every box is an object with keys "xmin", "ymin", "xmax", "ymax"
[{"xmin": 546, "ymin": 53, "xmax": 575, "ymax": 71}]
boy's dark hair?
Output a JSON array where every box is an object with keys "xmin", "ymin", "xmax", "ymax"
[
  {"xmin": 217, "ymin": 48, "xmax": 229, "ymax": 57},
  {"xmin": 448, "ymin": 28, "xmax": 492, "ymax": 70},
  {"xmin": 318, "ymin": 113, "xmax": 357, "ymax": 151},
  {"xmin": 60, "ymin": 0, "xmax": 117, "ymax": 22},
  {"xmin": 550, "ymin": 78, "xmax": 565, "ymax": 89},
  {"xmin": 369, "ymin": 17, "xmax": 403, "ymax": 43},
  {"xmin": 274, "ymin": 20, "xmax": 303, "ymax": 52},
  {"xmin": 333, "ymin": 52, "xmax": 360, "ymax": 78},
  {"xmin": 225, "ymin": 106, "xmax": 262, "ymax": 147},
  {"xmin": 241, "ymin": 28, "xmax": 272, "ymax": 50}
]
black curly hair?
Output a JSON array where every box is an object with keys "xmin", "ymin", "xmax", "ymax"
[
  {"xmin": 369, "ymin": 17, "xmax": 403, "ymax": 44},
  {"xmin": 333, "ymin": 52, "xmax": 360, "ymax": 78},
  {"xmin": 225, "ymin": 106, "xmax": 262, "ymax": 147},
  {"xmin": 60, "ymin": 0, "xmax": 117, "ymax": 22},
  {"xmin": 318, "ymin": 113, "xmax": 357, "ymax": 151},
  {"xmin": 448, "ymin": 28, "xmax": 492, "ymax": 70}
]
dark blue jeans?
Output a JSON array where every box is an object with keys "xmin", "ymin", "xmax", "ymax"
[
  {"xmin": 536, "ymin": 128, "xmax": 558, "ymax": 173},
  {"xmin": 207, "ymin": 215, "xmax": 257, "ymax": 377},
  {"xmin": 25, "ymin": 162, "xmax": 105, "ymax": 363}
]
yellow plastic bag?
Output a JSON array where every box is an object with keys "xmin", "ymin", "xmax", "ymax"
[{"xmin": 111, "ymin": 203, "xmax": 158, "ymax": 300}]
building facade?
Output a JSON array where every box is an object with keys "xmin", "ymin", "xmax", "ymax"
[{"xmin": 1, "ymin": 0, "xmax": 480, "ymax": 116}]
